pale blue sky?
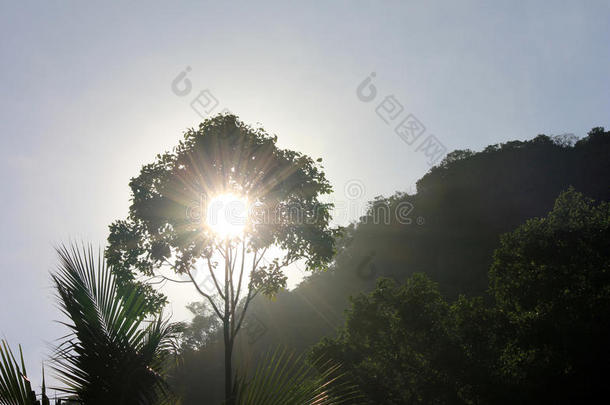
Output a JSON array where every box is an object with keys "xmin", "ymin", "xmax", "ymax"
[{"xmin": 1, "ymin": 0, "xmax": 609, "ymax": 392}]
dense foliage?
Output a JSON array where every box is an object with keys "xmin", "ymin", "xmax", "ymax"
[
  {"xmin": 313, "ymin": 274, "xmax": 465, "ymax": 404},
  {"xmin": 313, "ymin": 189, "xmax": 610, "ymax": 404},
  {"xmin": 489, "ymin": 189, "xmax": 610, "ymax": 403}
]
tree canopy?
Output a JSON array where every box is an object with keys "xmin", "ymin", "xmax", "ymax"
[
  {"xmin": 107, "ymin": 114, "xmax": 338, "ymax": 310},
  {"xmin": 313, "ymin": 189, "xmax": 610, "ymax": 404},
  {"xmin": 489, "ymin": 189, "xmax": 610, "ymax": 403},
  {"xmin": 106, "ymin": 114, "xmax": 340, "ymax": 403}
]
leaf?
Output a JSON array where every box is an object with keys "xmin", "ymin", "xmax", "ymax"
[
  {"xmin": 51, "ymin": 243, "xmax": 179, "ymax": 404},
  {"xmin": 0, "ymin": 340, "xmax": 36, "ymax": 405}
]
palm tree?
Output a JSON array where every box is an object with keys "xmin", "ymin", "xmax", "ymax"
[{"xmin": 51, "ymin": 244, "xmax": 179, "ymax": 404}]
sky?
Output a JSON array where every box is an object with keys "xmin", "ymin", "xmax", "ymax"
[{"xmin": 1, "ymin": 0, "xmax": 609, "ymax": 393}]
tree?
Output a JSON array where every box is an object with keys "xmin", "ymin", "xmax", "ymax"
[
  {"xmin": 312, "ymin": 274, "xmax": 467, "ymax": 404},
  {"xmin": 106, "ymin": 114, "xmax": 338, "ymax": 403},
  {"xmin": 178, "ymin": 302, "xmax": 221, "ymax": 352},
  {"xmin": 310, "ymin": 274, "xmax": 514, "ymax": 404},
  {"xmin": 489, "ymin": 189, "xmax": 610, "ymax": 403},
  {"xmin": 52, "ymin": 245, "xmax": 179, "ymax": 404}
]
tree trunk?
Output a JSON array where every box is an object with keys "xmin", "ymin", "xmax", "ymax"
[
  {"xmin": 224, "ymin": 326, "xmax": 233, "ymax": 405},
  {"xmin": 224, "ymin": 240, "xmax": 234, "ymax": 405}
]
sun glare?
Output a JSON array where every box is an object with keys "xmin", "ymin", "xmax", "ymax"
[{"xmin": 205, "ymin": 193, "xmax": 249, "ymax": 238}]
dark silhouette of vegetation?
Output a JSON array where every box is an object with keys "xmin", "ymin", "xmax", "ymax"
[
  {"xmin": 243, "ymin": 127, "xmax": 610, "ymax": 355},
  {"xmin": 52, "ymin": 245, "xmax": 179, "ymax": 405},
  {"xmin": 313, "ymin": 189, "xmax": 610, "ymax": 404},
  {"xmin": 0, "ymin": 340, "xmax": 37, "ymax": 405},
  {"xmin": 488, "ymin": 189, "xmax": 610, "ymax": 403},
  {"xmin": 313, "ymin": 274, "xmax": 466, "ymax": 404},
  {"xmin": 106, "ymin": 114, "xmax": 338, "ymax": 403}
]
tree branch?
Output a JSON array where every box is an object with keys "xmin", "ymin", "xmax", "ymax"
[
  {"xmin": 206, "ymin": 256, "xmax": 226, "ymax": 300},
  {"xmin": 228, "ymin": 244, "xmax": 235, "ymax": 322},
  {"xmin": 254, "ymin": 247, "xmax": 267, "ymax": 270},
  {"xmin": 233, "ymin": 240, "xmax": 247, "ymax": 309},
  {"xmin": 232, "ymin": 282, "xmax": 260, "ymax": 341},
  {"xmin": 187, "ymin": 268, "xmax": 224, "ymax": 320}
]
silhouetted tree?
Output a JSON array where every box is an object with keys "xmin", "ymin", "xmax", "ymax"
[
  {"xmin": 489, "ymin": 189, "xmax": 610, "ymax": 403},
  {"xmin": 312, "ymin": 274, "xmax": 466, "ymax": 404},
  {"xmin": 178, "ymin": 302, "xmax": 221, "ymax": 351},
  {"xmin": 106, "ymin": 114, "xmax": 338, "ymax": 403}
]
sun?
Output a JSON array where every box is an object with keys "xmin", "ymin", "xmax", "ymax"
[{"xmin": 205, "ymin": 193, "xmax": 249, "ymax": 238}]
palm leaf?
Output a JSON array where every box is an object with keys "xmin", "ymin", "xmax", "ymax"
[
  {"xmin": 51, "ymin": 243, "xmax": 178, "ymax": 404},
  {"xmin": 0, "ymin": 340, "xmax": 36, "ymax": 405},
  {"xmin": 233, "ymin": 349, "xmax": 365, "ymax": 405}
]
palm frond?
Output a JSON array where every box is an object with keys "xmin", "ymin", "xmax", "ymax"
[
  {"xmin": 51, "ymin": 243, "xmax": 178, "ymax": 404},
  {"xmin": 0, "ymin": 340, "xmax": 36, "ymax": 405},
  {"xmin": 233, "ymin": 349, "xmax": 364, "ymax": 405}
]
